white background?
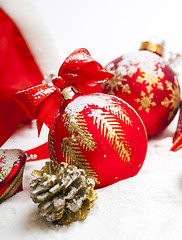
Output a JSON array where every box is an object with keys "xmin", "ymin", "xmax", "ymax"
[{"xmin": 28, "ymin": 0, "xmax": 182, "ymax": 67}]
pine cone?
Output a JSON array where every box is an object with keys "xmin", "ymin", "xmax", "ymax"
[{"xmin": 30, "ymin": 161, "xmax": 97, "ymax": 225}]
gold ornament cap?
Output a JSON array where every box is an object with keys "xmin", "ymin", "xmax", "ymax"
[
  {"xmin": 62, "ymin": 87, "xmax": 75, "ymax": 100},
  {"xmin": 140, "ymin": 41, "xmax": 164, "ymax": 56},
  {"xmin": 61, "ymin": 86, "xmax": 80, "ymax": 101}
]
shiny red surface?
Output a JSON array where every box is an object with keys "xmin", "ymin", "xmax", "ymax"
[
  {"xmin": 102, "ymin": 51, "xmax": 181, "ymax": 137},
  {"xmin": 49, "ymin": 93, "xmax": 148, "ymax": 188}
]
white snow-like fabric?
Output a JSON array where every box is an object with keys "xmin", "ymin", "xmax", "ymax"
[
  {"xmin": 0, "ymin": 0, "xmax": 60, "ymax": 75},
  {"xmin": 1, "ymin": 112, "xmax": 182, "ymax": 240},
  {"xmin": 0, "ymin": 162, "xmax": 182, "ymax": 240}
]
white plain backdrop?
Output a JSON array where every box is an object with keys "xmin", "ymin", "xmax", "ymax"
[{"xmin": 27, "ymin": 0, "xmax": 182, "ymax": 67}]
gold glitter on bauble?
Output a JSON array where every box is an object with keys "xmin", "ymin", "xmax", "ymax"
[
  {"xmin": 101, "ymin": 41, "xmax": 181, "ymax": 137},
  {"xmin": 48, "ymin": 93, "xmax": 147, "ymax": 189}
]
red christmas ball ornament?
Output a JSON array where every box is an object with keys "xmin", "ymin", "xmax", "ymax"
[
  {"xmin": 15, "ymin": 48, "xmax": 147, "ymax": 189},
  {"xmin": 0, "ymin": 149, "xmax": 26, "ymax": 202},
  {"xmin": 48, "ymin": 93, "xmax": 147, "ymax": 188},
  {"xmin": 170, "ymin": 102, "xmax": 182, "ymax": 151},
  {"xmin": 101, "ymin": 41, "xmax": 181, "ymax": 137}
]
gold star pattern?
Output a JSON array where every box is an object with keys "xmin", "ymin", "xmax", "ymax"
[
  {"xmin": 101, "ymin": 69, "xmax": 131, "ymax": 95},
  {"xmin": 161, "ymin": 77, "xmax": 180, "ymax": 120},
  {"xmin": 136, "ymin": 68, "xmax": 164, "ymax": 93},
  {"xmin": 135, "ymin": 91, "xmax": 156, "ymax": 113}
]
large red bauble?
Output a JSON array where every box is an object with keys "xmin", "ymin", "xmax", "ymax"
[
  {"xmin": 48, "ymin": 93, "xmax": 147, "ymax": 188},
  {"xmin": 101, "ymin": 50, "xmax": 181, "ymax": 137}
]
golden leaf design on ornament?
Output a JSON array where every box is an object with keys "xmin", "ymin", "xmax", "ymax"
[
  {"xmin": 136, "ymin": 68, "xmax": 164, "ymax": 93},
  {"xmin": 105, "ymin": 104, "xmax": 132, "ymax": 126},
  {"xmin": 101, "ymin": 68, "xmax": 131, "ymax": 95},
  {"xmin": 61, "ymin": 113, "xmax": 99, "ymax": 184},
  {"xmin": 92, "ymin": 107, "xmax": 131, "ymax": 163},
  {"xmin": 61, "ymin": 138, "xmax": 99, "ymax": 184},
  {"xmin": 135, "ymin": 91, "xmax": 156, "ymax": 113},
  {"xmin": 161, "ymin": 77, "xmax": 180, "ymax": 120},
  {"xmin": 63, "ymin": 113, "xmax": 96, "ymax": 151}
]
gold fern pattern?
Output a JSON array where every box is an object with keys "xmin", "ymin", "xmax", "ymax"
[
  {"xmin": 61, "ymin": 112, "xmax": 99, "ymax": 184},
  {"xmin": 105, "ymin": 104, "xmax": 132, "ymax": 126},
  {"xmin": 61, "ymin": 138, "xmax": 99, "ymax": 184},
  {"xmin": 61, "ymin": 103, "xmax": 132, "ymax": 184},
  {"xmin": 62, "ymin": 113, "xmax": 96, "ymax": 151},
  {"xmin": 93, "ymin": 107, "xmax": 131, "ymax": 163}
]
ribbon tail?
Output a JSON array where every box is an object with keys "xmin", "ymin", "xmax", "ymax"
[
  {"xmin": 26, "ymin": 142, "xmax": 49, "ymax": 161},
  {"xmin": 38, "ymin": 90, "xmax": 64, "ymax": 132},
  {"xmin": 36, "ymin": 119, "xmax": 44, "ymax": 137}
]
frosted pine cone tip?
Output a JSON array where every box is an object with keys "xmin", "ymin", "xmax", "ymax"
[{"xmin": 30, "ymin": 161, "xmax": 97, "ymax": 225}]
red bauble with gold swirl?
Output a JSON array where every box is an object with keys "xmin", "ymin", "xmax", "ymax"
[
  {"xmin": 101, "ymin": 42, "xmax": 181, "ymax": 137},
  {"xmin": 48, "ymin": 93, "xmax": 147, "ymax": 189}
]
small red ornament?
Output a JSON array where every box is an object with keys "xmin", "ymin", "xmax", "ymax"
[
  {"xmin": 101, "ymin": 41, "xmax": 181, "ymax": 137},
  {"xmin": 48, "ymin": 93, "xmax": 147, "ymax": 188},
  {"xmin": 170, "ymin": 102, "xmax": 182, "ymax": 151},
  {"xmin": 15, "ymin": 48, "xmax": 147, "ymax": 188},
  {"xmin": 0, "ymin": 149, "xmax": 26, "ymax": 202}
]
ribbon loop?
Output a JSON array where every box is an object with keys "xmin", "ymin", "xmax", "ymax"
[
  {"xmin": 59, "ymin": 48, "xmax": 113, "ymax": 87},
  {"xmin": 15, "ymin": 83, "xmax": 58, "ymax": 119},
  {"xmin": 52, "ymin": 76, "xmax": 65, "ymax": 89}
]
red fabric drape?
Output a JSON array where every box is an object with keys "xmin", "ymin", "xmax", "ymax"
[{"xmin": 0, "ymin": 8, "xmax": 43, "ymax": 146}]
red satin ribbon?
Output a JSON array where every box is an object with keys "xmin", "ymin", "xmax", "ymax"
[
  {"xmin": 15, "ymin": 48, "xmax": 114, "ymax": 135},
  {"xmin": 26, "ymin": 142, "xmax": 49, "ymax": 161},
  {"xmin": 0, "ymin": 9, "xmax": 43, "ymax": 147}
]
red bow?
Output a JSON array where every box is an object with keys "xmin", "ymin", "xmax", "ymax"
[{"xmin": 15, "ymin": 48, "xmax": 114, "ymax": 135}]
